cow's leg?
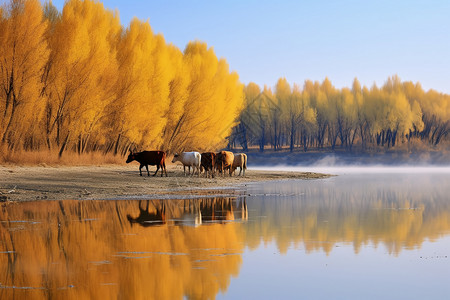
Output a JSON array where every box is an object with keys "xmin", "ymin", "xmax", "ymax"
[
  {"xmin": 139, "ymin": 164, "xmax": 143, "ymax": 176},
  {"xmin": 163, "ymin": 162, "xmax": 168, "ymax": 177},
  {"xmin": 183, "ymin": 165, "xmax": 186, "ymax": 176},
  {"xmin": 153, "ymin": 165, "xmax": 160, "ymax": 176},
  {"xmin": 238, "ymin": 167, "xmax": 242, "ymax": 176}
]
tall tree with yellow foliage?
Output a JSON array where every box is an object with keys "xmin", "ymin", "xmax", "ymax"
[
  {"xmin": 161, "ymin": 44, "xmax": 190, "ymax": 151},
  {"xmin": 0, "ymin": 0, "xmax": 49, "ymax": 149},
  {"xmin": 180, "ymin": 41, "xmax": 243, "ymax": 151},
  {"xmin": 106, "ymin": 18, "xmax": 172, "ymax": 153},
  {"xmin": 43, "ymin": 0, "xmax": 121, "ymax": 156}
]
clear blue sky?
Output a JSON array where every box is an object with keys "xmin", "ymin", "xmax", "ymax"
[{"xmin": 47, "ymin": 0, "xmax": 450, "ymax": 93}]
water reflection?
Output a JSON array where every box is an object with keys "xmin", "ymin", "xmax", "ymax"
[
  {"xmin": 0, "ymin": 173, "xmax": 449, "ymax": 299},
  {"xmin": 243, "ymin": 173, "xmax": 450, "ymax": 255},
  {"xmin": 0, "ymin": 197, "xmax": 247, "ymax": 299}
]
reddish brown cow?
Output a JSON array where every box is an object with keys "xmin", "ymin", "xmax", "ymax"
[
  {"xmin": 200, "ymin": 152, "xmax": 216, "ymax": 178},
  {"xmin": 215, "ymin": 151, "xmax": 234, "ymax": 176},
  {"xmin": 126, "ymin": 150, "xmax": 168, "ymax": 177}
]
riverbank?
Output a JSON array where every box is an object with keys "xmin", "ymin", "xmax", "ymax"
[{"xmin": 0, "ymin": 165, "xmax": 330, "ymax": 202}]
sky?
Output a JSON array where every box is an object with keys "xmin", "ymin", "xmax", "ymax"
[{"xmin": 45, "ymin": 0, "xmax": 450, "ymax": 93}]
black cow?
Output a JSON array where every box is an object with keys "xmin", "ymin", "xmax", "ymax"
[
  {"xmin": 200, "ymin": 152, "xmax": 216, "ymax": 178},
  {"xmin": 126, "ymin": 150, "xmax": 168, "ymax": 177}
]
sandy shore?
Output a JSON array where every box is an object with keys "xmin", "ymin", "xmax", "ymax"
[{"xmin": 0, "ymin": 164, "xmax": 330, "ymax": 202}]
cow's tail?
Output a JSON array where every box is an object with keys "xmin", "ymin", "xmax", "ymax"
[{"xmin": 243, "ymin": 154, "xmax": 247, "ymax": 170}]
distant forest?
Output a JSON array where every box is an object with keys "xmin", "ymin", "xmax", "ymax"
[
  {"xmin": 0, "ymin": 0, "xmax": 449, "ymax": 161},
  {"xmin": 229, "ymin": 76, "xmax": 449, "ymax": 152}
]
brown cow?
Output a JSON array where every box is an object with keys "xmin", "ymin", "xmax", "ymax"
[
  {"xmin": 215, "ymin": 151, "xmax": 234, "ymax": 176},
  {"xmin": 231, "ymin": 153, "xmax": 247, "ymax": 176},
  {"xmin": 126, "ymin": 150, "xmax": 168, "ymax": 177},
  {"xmin": 200, "ymin": 152, "xmax": 216, "ymax": 178}
]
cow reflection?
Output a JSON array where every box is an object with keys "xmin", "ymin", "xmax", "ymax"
[
  {"xmin": 127, "ymin": 198, "xmax": 248, "ymax": 228},
  {"xmin": 199, "ymin": 197, "xmax": 248, "ymax": 222},
  {"xmin": 127, "ymin": 200, "xmax": 166, "ymax": 227},
  {"xmin": 238, "ymin": 197, "xmax": 248, "ymax": 221}
]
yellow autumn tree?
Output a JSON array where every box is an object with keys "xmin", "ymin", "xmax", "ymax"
[
  {"xmin": 336, "ymin": 88, "xmax": 358, "ymax": 149},
  {"xmin": 161, "ymin": 44, "xmax": 191, "ymax": 151},
  {"xmin": 236, "ymin": 82, "xmax": 261, "ymax": 151},
  {"xmin": 179, "ymin": 41, "xmax": 244, "ymax": 151},
  {"xmin": 106, "ymin": 18, "xmax": 172, "ymax": 153},
  {"xmin": 0, "ymin": 0, "xmax": 49, "ymax": 150},
  {"xmin": 43, "ymin": 0, "xmax": 121, "ymax": 155}
]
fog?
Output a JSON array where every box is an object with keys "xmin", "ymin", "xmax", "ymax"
[
  {"xmin": 248, "ymin": 152, "xmax": 450, "ymax": 175},
  {"xmin": 250, "ymin": 165, "xmax": 450, "ymax": 175}
]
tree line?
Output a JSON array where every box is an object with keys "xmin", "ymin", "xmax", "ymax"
[
  {"xmin": 0, "ymin": 0, "xmax": 244, "ymax": 157},
  {"xmin": 1, "ymin": 0, "xmax": 449, "ymax": 160},
  {"xmin": 230, "ymin": 76, "xmax": 450, "ymax": 152}
]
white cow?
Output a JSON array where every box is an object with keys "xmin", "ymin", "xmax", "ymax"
[
  {"xmin": 172, "ymin": 152, "xmax": 202, "ymax": 176},
  {"xmin": 231, "ymin": 153, "xmax": 247, "ymax": 176}
]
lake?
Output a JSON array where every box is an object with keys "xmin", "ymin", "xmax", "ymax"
[{"xmin": 1, "ymin": 168, "xmax": 449, "ymax": 299}]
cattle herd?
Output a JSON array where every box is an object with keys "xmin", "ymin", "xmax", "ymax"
[{"xmin": 126, "ymin": 150, "xmax": 247, "ymax": 178}]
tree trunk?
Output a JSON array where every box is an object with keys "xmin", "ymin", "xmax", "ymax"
[
  {"xmin": 1, "ymin": 100, "xmax": 17, "ymax": 144},
  {"xmin": 58, "ymin": 132, "xmax": 70, "ymax": 158}
]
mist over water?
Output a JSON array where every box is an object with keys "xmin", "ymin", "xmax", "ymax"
[
  {"xmin": 247, "ymin": 151, "xmax": 450, "ymax": 175},
  {"xmin": 250, "ymin": 164, "xmax": 450, "ymax": 175},
  {"xmin": 249, "ymin": 152, "xmax": 450, "ymax": 174}
]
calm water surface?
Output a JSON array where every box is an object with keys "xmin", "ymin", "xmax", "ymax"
[{"xmin": 1, "ymin": 169, "xmax": 449, "ymax": 299}]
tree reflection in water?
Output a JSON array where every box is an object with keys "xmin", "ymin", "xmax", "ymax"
[{"xmin": 0, "ymin": 197, "xmax": 247, "ymax": 300}]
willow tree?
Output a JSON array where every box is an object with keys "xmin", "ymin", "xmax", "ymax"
[
  {"xmin": 0, "ymin": 0, "xmax": 49, "ymax": 149},
  {"xmin": 43, "ymin": 0, "xmax": 121, "ymax": 156},
  {"xmin": 161, "ymin": 44, "xmax": 190, "ymax": 151},
  {"xmin": 273, "ymin": 78, "xmax": 290, "ymax": 150},
  {"xmin": 296, "ymin": 85, "xmax": 316, "ymax": 151},
  {"xmin": 107, "ymin": 18, "xmax": 173, "ymax": 153},
  {"xmin": 336, "ymin": 88, "xmax": 358, "ymax": 149},
  {"xmin": 181, "ymin": 41, "xmax": 244, "ymax": 151},
  {"xmin": 237, "ymin": 82, "xmax": 261, "ymax": 151},
  {"xmin": 409, "ymin": 87, "xmax": 449, "ymax": 146}
]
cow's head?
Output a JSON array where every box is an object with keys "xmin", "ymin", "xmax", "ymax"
[
  {"xmin": 171, "ymin": 153, "xmax": 179, "ymax": 163},
  {"xmin": 126, "ymin": 151, "xmax": 135, "ymax": 163}
]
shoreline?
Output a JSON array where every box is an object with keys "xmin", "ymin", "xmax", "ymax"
[{"xmin": 0, "ymin": 165, "xmax": 331, "ymax": 202}]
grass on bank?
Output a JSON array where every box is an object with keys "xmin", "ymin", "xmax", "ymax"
[{"xmin": 0, "ymin": 147, "xmax": 126, "ymax": 166}]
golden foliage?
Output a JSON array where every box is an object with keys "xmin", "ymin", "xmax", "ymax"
[
  {"xmin": 236, "ymin": 75, "xmax": 449, "ymax": 151},
  {"xmin": 0, "ymin": 0, "xmax": 49, "ymax": 148},
  {"xmin": 0, "ymin": 0, "xmax": 244, "ymax": 158}
]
